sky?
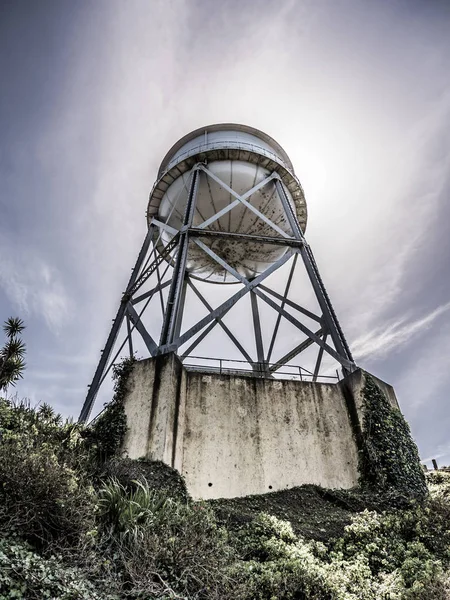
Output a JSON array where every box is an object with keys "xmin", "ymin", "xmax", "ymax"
[{"xmin": 1, "ymin": 0, "xmax": 450, "ymax": 467}]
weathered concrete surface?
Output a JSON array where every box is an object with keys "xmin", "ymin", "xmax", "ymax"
[{"xmin": 122, "ymin": 355, "xmax": 398, "ymax": 500}]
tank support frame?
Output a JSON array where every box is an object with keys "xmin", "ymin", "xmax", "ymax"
[{"xmin": 79, "ymin": 164, "xmax": 355, "ymax": 423}]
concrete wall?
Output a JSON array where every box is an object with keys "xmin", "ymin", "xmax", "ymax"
[{"xmin": 122, "ymin": 354, "xmax": 398, "ymax": 500}]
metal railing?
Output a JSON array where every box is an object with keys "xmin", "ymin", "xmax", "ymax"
[
  {"xmin": 88, "ymin": 355, "xmax": 340, "ymax": 424},
  {"xmin": 182, "ymin": 355, "xmax": 340, "ymax": 382}
]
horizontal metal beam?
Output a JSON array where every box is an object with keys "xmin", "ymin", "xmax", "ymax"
[{"xmin": 189, "ymin": 228, "xmax": 304, "ymax": 248}]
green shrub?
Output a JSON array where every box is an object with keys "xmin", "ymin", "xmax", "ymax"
[
  {"xmin": 1, "ymin": 365, "xmax": 449, "ymax": 599},
  {"xmin": 0, "ymin": 398, "xmax": 95, "ymax": 549},
  {"xmin": 86, "ymin": 358, "xmax": 134, "ymax": 464},
  {"xmin": 231, "ymin": 514, "xmax": 337, "ymax": 599},
  {"xmin": 0, "ymin": 537, "xmax": 110, "ymax": 600},
  {"xmin": 359, "ymin": 375, "xmax": 427, "ymax": 499},
  {"xmin": 96, "ymin": 478, "xmax": 234, "ymax": 599}
]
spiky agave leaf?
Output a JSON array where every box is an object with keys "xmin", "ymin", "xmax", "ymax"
[
  {"xmin": 1, "ymin": 337, "xmax": 26, "ymax": 360},
  {"xmin": 3, "ymin": 317, "xmax": 25, "ymax": 338},
  {"xmin": 0, "ymin": 356, "xmax": 26, "ymax": 389},
  {"xmin": 37, "ymin": 402, "xmax": 56, "ymax": 421}
]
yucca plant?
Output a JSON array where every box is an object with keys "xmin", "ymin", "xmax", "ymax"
[
  {"xmin": 0, "ymin": 317, "xmax": 26, "ymax": 391},
  {"xmin": 97, "ymin": 478, "xmax": 175, "ymax": 544}
]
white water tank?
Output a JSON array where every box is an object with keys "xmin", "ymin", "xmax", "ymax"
[{"xmin": 148, "ymin": 124, "xmax": 307, "ymax": 283}]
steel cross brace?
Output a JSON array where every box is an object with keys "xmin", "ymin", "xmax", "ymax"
[
  {"xmin": 196, "ymin": 165, "xmax": 293, "ymax": 239},
  {"xmin": 160, "ymin": 250, "xmax": 294, "ymax": 354},
  {"xmin": 182, "ymin": 279, "xmax": 254, "ymax": 364},
  {"xmin": 269, "ymin": 328, "xmax": 323, "ymax": 373},
  {"xmin": 266, "ymin": 253, "xmax": 300, "ymax": 365},
  {"xmin": 190, "ymin": 238, "xmax": 354, "ymax": 370}
]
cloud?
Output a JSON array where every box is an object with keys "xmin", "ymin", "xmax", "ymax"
[
  {"xmin": 0, "ymin": 233, "xmax": 71, "ymax": 334},
  {"xmin": 422, "ymin": 441, "xmax": 450, "ymax": 466},
  {"xmin": 351, "ymin": 301, "xmax": 450, "ymax": 361}
]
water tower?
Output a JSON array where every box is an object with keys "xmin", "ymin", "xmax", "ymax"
[{"xmin": 79, "ymin": 124, "xmax": 398, "ymax": 499}]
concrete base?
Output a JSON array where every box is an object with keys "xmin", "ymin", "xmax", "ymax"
[{"xmin": 122, "ymin": 354, "xmax": 398, "ymax": 500}]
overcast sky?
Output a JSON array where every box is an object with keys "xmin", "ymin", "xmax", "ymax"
[{"xmin": 1, "ymin": 0, "xmax": 450, "ymax": 467}]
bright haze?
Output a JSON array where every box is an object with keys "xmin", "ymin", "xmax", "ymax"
[{"xmin": 1, "ymin": 0, "xmax": 449, "ymax": 467}]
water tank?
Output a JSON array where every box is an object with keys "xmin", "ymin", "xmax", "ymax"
[{"xmin": 148, "ymin": 124, "xmax": 307, "ymax": 283}]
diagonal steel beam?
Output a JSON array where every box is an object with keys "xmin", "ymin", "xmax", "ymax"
[
  {"xmin": 197, "ymin": 197, "xmax": 241, "ymax": 230},
  {"xmin": 197, "ymin": 167, "xmax": 291, "ymax": 238},
  {"xmin": 258, "ymin": 284, "xmax": 322, "ymax": 323},
  {"xmin": 197, "ymin": 167, "xmax": 276, "ymax": 230},
  {"xmin": 276, "ymin": 179, "xmax": 355, "ymax": 370},
  {"xmin": 127, "ymin": 234, "xmax": 179, "ymax": 297},
  {"xmin": 131, "ymin": 279, "xmax": 171, "ymax": 305},
  {"xmin": 180, "ymin": 299, "xmax": 238, "ymax": 359},
  {"xmin": 235, "ymin": 195, "xmax": 291, "ymax": 239},
  {"xmin": 126, "ymin": 303, "xmax": 158, "ymax": 356},
  {"xmin": 97, "ymin": 287, "xmax": 158, "ymax": 392},
  {"xmin": 186, "ymin": 279, "xmax": 253, "ymax": 363},
  {"xmin": 79, "ymin": 227, "xmax": 154, "ymax": 423},
  {"xmin": 192, "ymin": 238, "xmax": 243, "ymax": 283},
  {"xmin": 199, "ymin": 165, "xmax": 276, "ymax": 203},
  {"xmin": 269, "ymin": 329, "xmax": 323, "ymax": 373},
  {"xmin": 313, "ymin": 333, "xmax": 327, "ymax": 382},
  {"xmin": 151, "ymin": 218, "xmax": 179, "ymax": 236},
  {"xmin": 266, "ymin": 254, "xmax": 297, "ymax": 364},
  {"xmin": 254, "ymin": 288, "xmax": 353, "ymax": 369},
  {"xmin": 163, "ymin": 251, "xmax": 293, "ymax": 353},
  {"xmin": 191, "ymin": 239, "xmax": 353, "ymax": 369}
]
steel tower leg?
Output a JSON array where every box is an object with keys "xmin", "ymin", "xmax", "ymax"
[
  {"xmin": 78, "ymin": 227, "xmax": 154, "ymax": 423},
  {"xmin": 159, "ymin": 168, "xmax": 200, "ymax": 347},
  {"xmin": 275, "ymin": 179, "xmax": 355, "ymax": 371},
  {"xmin": 250, "ymin": 291, "xmax": 265, "ymax": 376}
]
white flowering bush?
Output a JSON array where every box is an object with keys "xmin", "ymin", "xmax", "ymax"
[
  {"xmin": 427, "ymin": 470, "xmax": 450, "ymax": 500},
  {"xmin": 228, "ymin": 507, "xmax": 450, "ymax": 600}
]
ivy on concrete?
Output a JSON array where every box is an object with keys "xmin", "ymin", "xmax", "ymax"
[
  {"xmin": 359, "ymin": 374, "xmax": 427, "ymax": 499},
  {"xmin": 88, "ymin": 357, "xmax": 135, "ymax": 463}
]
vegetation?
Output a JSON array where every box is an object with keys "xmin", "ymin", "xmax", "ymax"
[
  {"xmin": 0, "ymin": 317, "xmax": 26, "ymax": 391},
  {"xmin": 358, "ymin": 374, "xmax": 427, "ymax": 500},
  {"xmin": 0, "ymin": 330, "xmax": 448, "ymax": 599}
]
